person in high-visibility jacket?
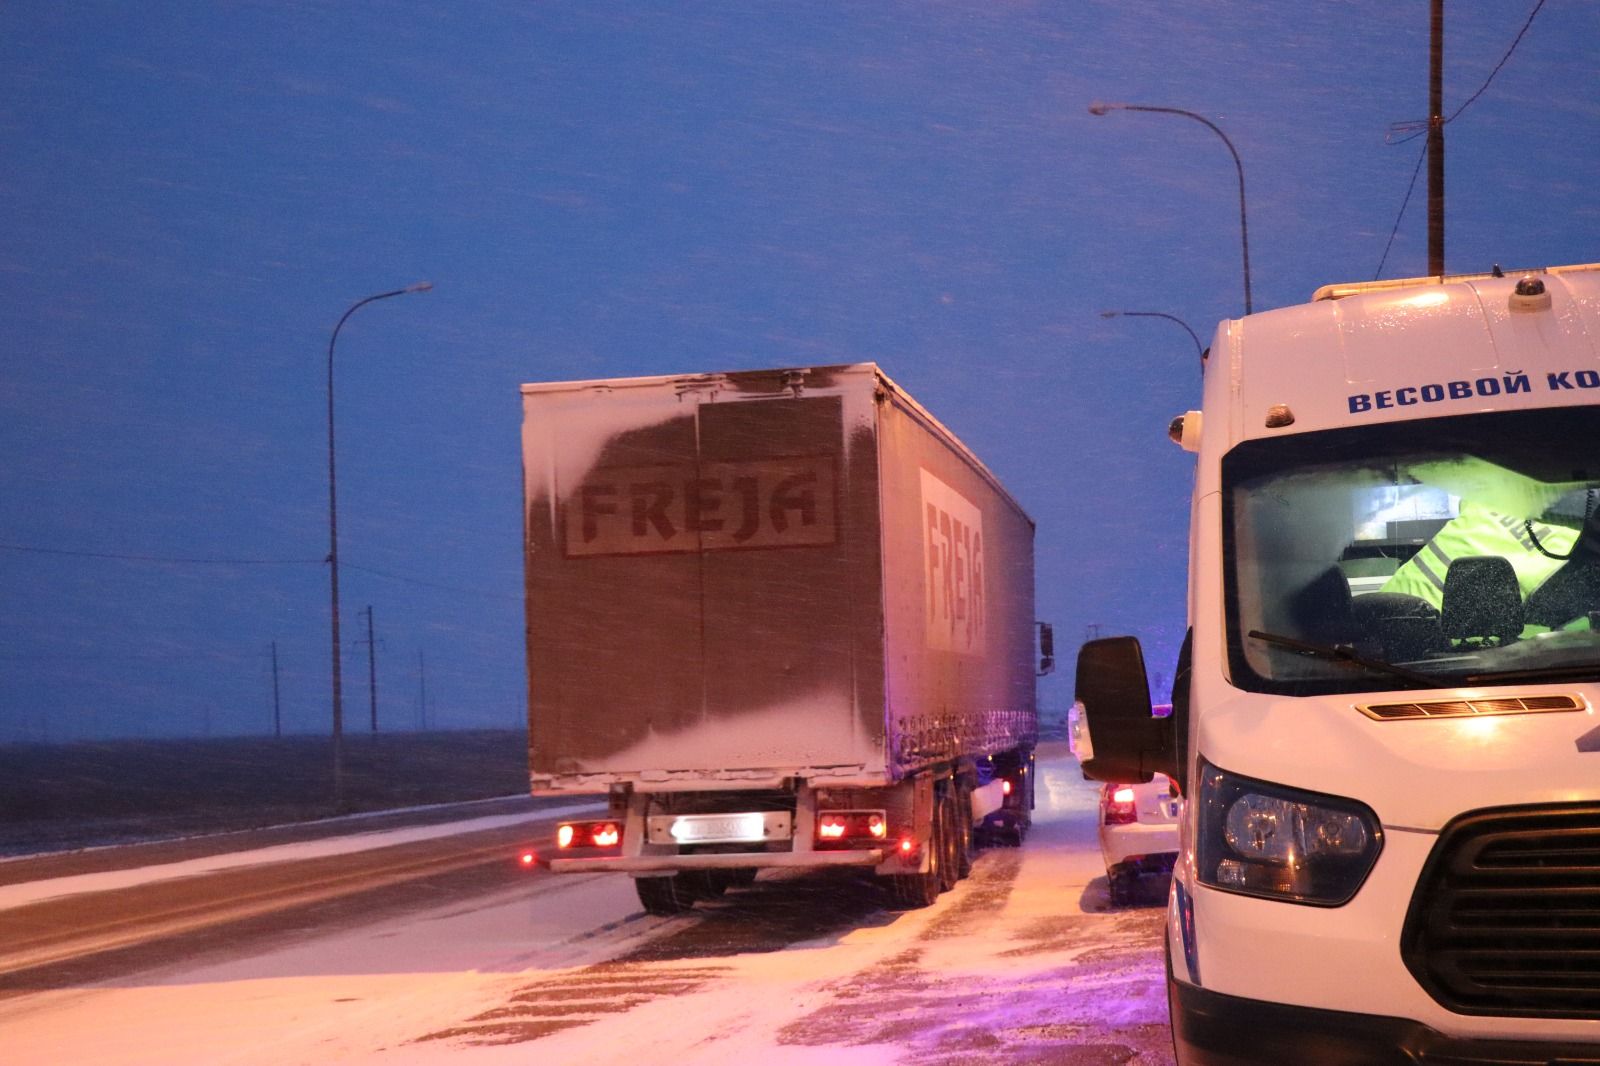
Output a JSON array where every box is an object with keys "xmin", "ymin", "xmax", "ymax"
[{"xmin": 1381, "ymin": 499, "xmax": 1577, "ymax": 613}]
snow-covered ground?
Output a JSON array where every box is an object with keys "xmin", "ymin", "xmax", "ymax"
[{"xmin": 0, "ymin": 746, "xmax": 1174, "ymax": 1065}]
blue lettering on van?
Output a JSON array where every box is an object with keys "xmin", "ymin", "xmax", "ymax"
[{"xmin": 1344, "ymin": 370, "xmax": 1576, "ymax": 417}]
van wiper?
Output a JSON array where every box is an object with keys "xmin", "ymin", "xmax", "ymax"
[{"xmin": 1247, "ymin": 630, "xmax": 1439, "ymax": 689}]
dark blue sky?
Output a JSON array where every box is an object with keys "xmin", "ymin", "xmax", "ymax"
[{"xmin": 2, "ymin": 2, "xmax": 1595, "ymax": 741}]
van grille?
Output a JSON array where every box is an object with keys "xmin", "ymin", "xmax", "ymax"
[
  {"xmin": 1360, "ymin": 693, "xmax": 1582, "ymax": 721},
  {"xmin": 1402, "ymin": 805, "xmax": 1600, "ymax": 1019}
]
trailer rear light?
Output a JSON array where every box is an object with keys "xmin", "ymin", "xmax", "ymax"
[
  {"xmin": 556, "ymin": 821, "xmax": 624, "ymax": 850},
  {"xmin": 815, "ymin": 810, "xmax": 888, "ymax": 845},
  {"xmin": 898, "ymin": 834, "xmax": 919, "ymax": 865},
  {"xmin": 1002, "ymin": 779, "xmax": 1013, "ymax": 796}
]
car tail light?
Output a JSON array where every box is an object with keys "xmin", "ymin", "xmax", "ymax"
[
  {"xmin": 1002, "ymin": 779, "xmax": 1013, "ymax": 796},
  {"xmin": 556, "ymin": 821, "xmax": 624, "ymax": 850},
  {"xmin": 1104, "ymin": 784, "xmax": 1138, "ymax": 825}
]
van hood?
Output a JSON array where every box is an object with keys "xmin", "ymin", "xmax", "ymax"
[{"xmin": 1196, "ymin": 683, "xmax": 1600, "ymax": 830}]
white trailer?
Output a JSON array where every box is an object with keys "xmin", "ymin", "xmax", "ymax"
[
  {"xmin": 521, "ymin": 363, "xmax": 1046, "ymax": 913},
  {"xmin": 1075, "ymin": 264, "xmax": 1600, "ymax": 1063}
]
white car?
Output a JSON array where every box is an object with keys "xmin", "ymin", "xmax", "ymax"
[{"xmin": 1098, "ymin": 772, "xmax": 1180, "ymax": 906}]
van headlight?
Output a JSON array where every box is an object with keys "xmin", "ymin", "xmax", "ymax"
[{"xmin": 1196, "ymin": 759, "xmax": 1382, "ymax": 906}]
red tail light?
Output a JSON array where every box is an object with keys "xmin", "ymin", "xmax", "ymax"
[
  {"xmin": 1103, "ymin": 784, "xmax": 1138, "ymax": 825},
  {"xmin": 815, "ymin": 810, "xmax": 889, "ymax": 846},
  {"xmin": 1002, "ymin": 779, "xmax": 1013, "ymax": 796},
  {"xmin": 520, "ymin": 851, "xmax": 537, "ymax": 867},
  {"xmin": 556, "ymin": 821, "xmax": 623, "ymax": 850}
]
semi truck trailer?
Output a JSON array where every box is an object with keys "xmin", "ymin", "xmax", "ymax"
[
  {"xmin": 1074, "ymin": 263, "xmax": 1600, "ymax": 1064},
  {"xmin": 521, "ymin": 363, "xmax": 1045, "ymax": 914}
]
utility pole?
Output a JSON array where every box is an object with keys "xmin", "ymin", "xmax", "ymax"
[
  {"xmin": 417, "ymin": 648, "xmax": 428, "ymax": 732},
  {"xmin": 271, "ymin": 640, "xmax": 282, "ymax": 738},
  {"xmin": 1427, "ymin": 0, "xmax": 1445, "ymax": 275},
  {"xmin": 364, "ymin": 605, "xmax": 378, "ymax": 733}
]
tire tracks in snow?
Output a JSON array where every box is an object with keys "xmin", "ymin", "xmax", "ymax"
[{"xmin": 776, "ymin": 844, "xmax": 1175, "ymax": 1065}]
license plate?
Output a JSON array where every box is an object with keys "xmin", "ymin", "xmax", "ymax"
[
  {"xmin": 647, "ymin": 811, "xmax": 792, "ymax": 845},
  {"xmin": 673, "ymin": 814, "xmax": 763, "ymax": 842}
]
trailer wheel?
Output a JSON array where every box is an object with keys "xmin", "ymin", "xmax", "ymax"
[
  {"xmin": 718, "ymin": 868, "xmax": 758, "ymax": 889},
  {"xmin": 635, "ymin": 875, "xmax": 693, "ymax": 916},
  {"xmin": 677, "ymin": 870, "xmax": 725, "ymax": 899},
  {"xmin": 954, "ymin": 783, "xmax": 974, "ymax": 880},
  {"xmin": 937, "ymin": 790, "xmax": 960, "ymax": 893}
]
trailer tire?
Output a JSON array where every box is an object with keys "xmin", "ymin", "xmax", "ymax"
[
  {"xmin": 954, "ymin": 783, "xmax": 974, "ymax": 880},
  {"xmin": 719, "ymin": 868, "xmax": 759, "ymax": 889},
  {"xmin": 635, "ymin": 875, "xmax": 693, "ymax": 915},
  {"xmin": 677, "ymin": 870, "xmax": 725, "ymax": 899},
  {"xmin": 937, "ymin": 790, "xmax": 960, "ymax": 893}
]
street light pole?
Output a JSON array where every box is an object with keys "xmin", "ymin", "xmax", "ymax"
[
  {"xmin": 1089, "ymin": 102, "xmax": 1253, "ymax": 316},
  {"xmin": 327, "ymin": 281, "xmax": 431, "ymax": 809},
  {"xmin": 1099, "ymin": 310, "xmax": 1205, "ymax": 372}
]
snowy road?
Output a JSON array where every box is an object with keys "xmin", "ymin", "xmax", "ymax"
[{"xmin": 0, "ymin": 745, "xmax": 1175, "ymax": 1065}]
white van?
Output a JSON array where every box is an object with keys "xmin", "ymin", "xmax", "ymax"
[{"xmin": 1074, "ymin": 264, "xmax": 1600, "ymax": 1063}]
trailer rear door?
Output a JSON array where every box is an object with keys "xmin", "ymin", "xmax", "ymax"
[{"xmin": 525, "ymin": 375, "xmax": 881, "ymax": 781}]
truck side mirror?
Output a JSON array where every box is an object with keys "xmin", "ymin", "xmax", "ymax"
[
  {"xmin": 1036, "ymin": 621, "xmax": 1055, "ymax": 676},
  {"xmin": 1074, "ymin": 635, "xmax": 1174, "ymax": 784}
]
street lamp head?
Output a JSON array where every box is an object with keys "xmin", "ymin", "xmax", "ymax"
[
  {"xmin": 1084, "ymin": 100, "xmax": 1252, "ymax": 316},
  {"xmin": 405, "ymin": 281, "xmax": 434, "ymax": 293}
]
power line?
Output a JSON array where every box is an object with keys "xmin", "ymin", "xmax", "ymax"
[
  {"xmin": 0, "ymin": 543, "xmax": 321, "ymax": 565},
  {"xmin": 341, "ymin": 561, "xmax": 520, "ymax": 601},
  {"xmin": 0, "ymin": 541, "xmax": 516, "ymax": 600},
  {"xmin": 1373, "ymin": 140, "xmax": 1429, "ymax": 281},
  {"xmin": 1446, "ymin": 0, "xmax": 1546, "ymax": 124},
  {"xmin": 0, "ymin": 649, "xmax": 269, "ymax": 662},
  {"xmin": 1374, "ymin": 0, "xmax": 1547, "ymax": 279}
]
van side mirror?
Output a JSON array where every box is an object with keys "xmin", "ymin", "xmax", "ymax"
[
  {"xmin": 1074, "ymin": 636, "xmax": 1174, "ymax": 784},
  {"xmin": 1036, "ymin": 621, "xmax": 1055, "ymax": 676}
]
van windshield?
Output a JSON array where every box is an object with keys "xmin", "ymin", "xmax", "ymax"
[{"xmin": 1223, "ymin": 407, "xmax": 1600, "ymax": 695}]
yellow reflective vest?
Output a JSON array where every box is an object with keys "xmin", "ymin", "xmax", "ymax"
[{"xmin": 1380, "ymin": 501, "xmax": 1577, "ymax": 608}]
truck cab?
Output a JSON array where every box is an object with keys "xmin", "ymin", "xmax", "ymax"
[{"xmin": 1075, "ymin": 264, "xmax": 1600, "ymax": 1063}]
